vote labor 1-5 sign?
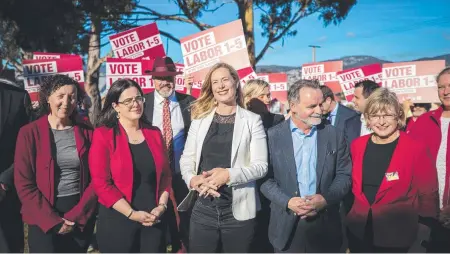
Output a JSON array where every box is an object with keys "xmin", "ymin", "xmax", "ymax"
[
  {"xmin": 180, "ymin": 19, "xmax": 251, "ymax": 89},
  {"xmin": 302, "ymin": 61, "xmax": 343, "ymax": 95},
  {"xmin": 337, "ymin": 64, "xmax": 382, "ymax": 101},
  {"xmin": 257, "ymin": 73, "xmax": 288, "ymax": 103},
  {"xmin": 382, "ymin": 60, "xmax": 445, "ymax": 103},
  {"xmin": 23, "ymin": 57, "xmax": 84, "ymax": 101},
  {"xmin": 109, "ymin": 23, "xmax": 166, "ymax": 59},
  {"xmin": 32, "ymin": 52, "xmax": 80, "ymax": 60},
  {"xmin": 106, "ymin": 58, "xmax": 186, "ymax": 95}
]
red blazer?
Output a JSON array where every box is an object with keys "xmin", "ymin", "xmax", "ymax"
[
  {"xmin": 89, "ymin": 123, "xmax": 172, "ymax": 208},
  {"xmin": 14, "ymin": 116, "xmax": 97, "ymax": 233},
  {"xmin": 408, "ymin": 106, "xmax": 450, "ymax": 207},
  {"xmin": 347, "ymin": 132, "xmax": 439, "ymax": 248}
]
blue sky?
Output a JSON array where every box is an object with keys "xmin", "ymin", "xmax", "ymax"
[{"xmin": 102, "ymin": 0, "xmax": 450, "ymax": 67}]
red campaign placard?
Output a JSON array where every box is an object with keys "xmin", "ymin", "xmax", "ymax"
[
  {"xmin": 257, "ymin": 73, "xmax": 288, "ymax": 102},
  {"xmin": 109, "ymin": 23, "xmax": 166, "ymax": 59},
  {"xmin": 23, "ymin": 58, "xmax": 84, "ymax": 101},
  {"xmin": 302, "ymin": 61, "xmax": 343, "ymax": 94},
  {"xmin": 106, "ymin": 58, "xmax": 187, "ymax": 95},
  {"xmin": 180, "ymin": 19, "xmax": 252, "ymax": 90},
  {"xmin": 238, "ymin": 66, "xmax": 257, "ymax": 86},
  {"xmin": 32, "ymin": 52, "xmax": 80, "ymax": 60},
  {"xmin": 337, "ymin": 64, "xmax": 382, "ymax": 101},
  {"xmin": 382, "ymin": 60, "xmax": 445, "ymax": 103}
]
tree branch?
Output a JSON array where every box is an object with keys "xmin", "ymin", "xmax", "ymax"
[
  {"xmin": 135, "ymin": 4, "xmax": 212, "ymax": 30},
  {"xmin": 160, "ymin": 30, "xmax": 180, "ymax": 44},
  {"xmin": 204, "ymin": 1, "xmax": 232, "ymax": 13},
  {"xmin": 175, "ymin": 0, "xmax": 212, "ymax": 31}
]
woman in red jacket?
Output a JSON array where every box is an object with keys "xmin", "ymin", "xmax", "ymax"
[
  {"xmin": 89, "ymin": 79, "xmax": 172, "ymax": 253},
  {"xmin": 14, "ymin": 75, "xmax": 97, "ymax": 252},
  {"xmin": 346, "ymin": 88, "xmax": 439, "ymax": 252}
]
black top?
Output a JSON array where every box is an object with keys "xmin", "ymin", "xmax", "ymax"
[
  {"xmin": 129, "ymin": 141, "xmax": 157, "ymax": 211},
  {"xmin": 261, "ymin": 112, "xmax": 285, "ymax": 130},
  {"xmin": 362, "ymin": 136, "xmax": 399, "ymax": 205},
  {"xmin": 199, "ymin": 113, "xmax": 235, "ymax": 207}
]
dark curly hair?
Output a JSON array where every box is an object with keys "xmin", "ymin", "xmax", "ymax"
[{"xmin": 37, "ymin": 74, "xmax": 85, "ymax": 118}]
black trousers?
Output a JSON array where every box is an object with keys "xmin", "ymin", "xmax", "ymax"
[
  {"xmin": 427, "ymin": 224, "xmax": 450, "ymax": 253},
  {"xmin": 250, "ymin": 206, "xmax": 273, "ymax": 252},
  {"xmin": 189, "ymin": 200, "xmax": 255, "ymax": 253},
  {"xmin": 0, "ymin": 191, "xmax": 23, "ymax": 253},
  {"xmin": 167, "ymin": 173, "xmax": 190, "ymax": 252},
  {"xmin": 28, "ymin": 195, "xmax": 95, "ymax": 253},
  {"xmin": 96, "ymin": 204, "xmax": 166, "ymax": 253}
]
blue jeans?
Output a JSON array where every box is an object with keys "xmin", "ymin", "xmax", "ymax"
[{"xmin": 189, "ymin": 199, "xmax": 255, "ymax": 253}]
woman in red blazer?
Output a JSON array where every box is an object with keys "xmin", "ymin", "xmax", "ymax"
[
  {"xmin": 89, "ymin": 79, "xmax": 172, "ymax": 253},
  {"xmin": 14, "ymin": 75, "xmax": 97, "ymax": 252},
  {"xmin": 346, "ymin": 88, "xmax": 439, "ymax": 252}
]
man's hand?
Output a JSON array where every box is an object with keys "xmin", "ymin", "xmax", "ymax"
[
  {"xmin": 304, "ymin": 194, "xmax": 327, "ymax": 212},
  {"xmin": 58, "ymin": 219, "xmax": 75, "ymax": 235},
  {"xmin": 439, "ymin": 206, "xmax": 450, "ymax": 228},
  {"xmin": 288, "ymin": 197, "xmax": 308, "ymax": 215},
  {"xmin": 184, "ymin": 75, "xmax": 194, "ymax": 95}
]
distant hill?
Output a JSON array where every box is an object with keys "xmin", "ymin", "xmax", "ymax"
[{"xmin": 256, "ymin": 54, "xmax": 449, "ymax": 87}]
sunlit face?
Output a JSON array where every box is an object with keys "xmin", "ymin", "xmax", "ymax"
[
  {"xmin": 47, "ymin": 85, "xmax": 77, "ymax": 120},
  {"xmin": 367, "ymin": 107, "xmax": 398, "ymax": 139},
  {"xmin": 290, "ymin": 87, "xmax": 323, "ymax": 127},
  {"xmin": 113, "ymin": 87, "xmax": 144, "ymax": 122},
  {"xmin": 256, "ymin": 87, "xmax": 271, "ymax": 105},
  {"xmin": 154, "ymin": 76, "xmax": 175, "ymax": 98},
  {"xmin": 438, "ymin": 73, "xmax": 450, "ymax": 109},
  {"xmin": 411, "ymin": 105, "xmax": 427, "ymax": 117},
  {"xmin": 211, "ymin": 67, "xmax": 237, "ymax": 105},
  {"xmin": 352, "ymin": 87, "xmax": 367, "ymax": 113},
  {"xmin": 320, "ymin": 97, "xmax": 333, "ymax": 114}
]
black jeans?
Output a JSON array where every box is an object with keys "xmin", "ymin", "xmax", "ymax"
[
  {"xmin": 96, "ymin": 204, "xmax": 166, "ymax": 253},
  {"xmin": 0, "ymin": 191, "xmax": 23, "ymax": 253},
  {"xmin": 427, "ymin": 224, "xmax": 450, "ymax": 253},
  {"xmin": 28, "ymin": 195, "xmax": 95, "ymax": 253},
  {"xmin": 189, "ymin": 200, "xmax": 255, "ymax": 253}
]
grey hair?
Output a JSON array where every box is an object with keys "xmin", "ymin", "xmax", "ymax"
[
  {"xmin": 437, "ymin": 67, "xmax": 450, "ymax": 83},
  {"xmin": 288, "ymin": 79, "xmax": 321, "ymax": 104}
]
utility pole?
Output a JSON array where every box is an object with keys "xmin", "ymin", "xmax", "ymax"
[{"xmin": 308, "ymin": 45, "xmax": 321, "ymax": 62}]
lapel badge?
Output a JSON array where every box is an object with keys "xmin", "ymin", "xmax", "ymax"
[{"xmin": 385, "ymin": 171, "xmax": 399, "ymax": 181}]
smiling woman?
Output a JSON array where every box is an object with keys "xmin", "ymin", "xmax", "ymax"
[{"xmin": 14, "ymin": 74, "xmax": 97, "ymax": 253}]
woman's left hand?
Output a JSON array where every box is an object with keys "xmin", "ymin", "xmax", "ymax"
[{"xmin": 204, "ymin": 168, "xmax": 230, "ymax": 188}]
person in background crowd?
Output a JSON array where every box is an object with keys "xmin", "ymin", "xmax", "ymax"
[
  {"xmin": 0, "ymin": 78, "xmax": 32, "ymax": 253},
  {"xmin": 14, "ymin": 75, "xmax": 97, "ymax": 252},
  {"xmin": 408, "ymin": 67, "xmax": 450, "ymax": 252},
  {"xmin": 320, "ymin": 85, "xmax": 358, "ymax": 130},
  {"xmin": 343, "ymin": 80, "xmax": 381, "ymax": 146},
  {"xmin": 243, "ymin": 79, "xmax": 285, "ymax": 130},
  {"xmin": 143, "ymin": 57, "xmax": 196, "ymax": 252},
  {"xmin": 261, "ymin": 80, "xmax": 352, "ymax": 252},
  {"xmin": 243, "ymin": 79, "xmax": 283, "ymax": 253},
  {"xmin": 346, "ymin": 88, "xmax": 438, "ymax": 253},
  {"xmin": 180, "ymin": 62, "xmax": 268, "ymax": 252},
  {"xmin": 90, "ymin": 79, "xmax": 172, "ymax": 252},
  {"xmin": 77, "ymin": 95, "xmax": 92, "ymax": 126},
  {"xmin": 402, "ymin": 99, "xmax": 432, "ymax": 133}
]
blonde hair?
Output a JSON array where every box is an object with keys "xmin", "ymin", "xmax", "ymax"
[
  {"xmin": 242, "ymin": 79, "xmax": 270, "ymax": 108},
  {"xmin": 191, "ymin": 63, "xmax": 244, "ymax": 119},
  {"xmin": 364, "ymin": 87, "xmax": 405, "ymax": 128}
]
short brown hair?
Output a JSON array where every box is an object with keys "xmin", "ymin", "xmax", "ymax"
[{"xmin": 364, "ymin": 87, "xmax": 405, "ymax": 129}]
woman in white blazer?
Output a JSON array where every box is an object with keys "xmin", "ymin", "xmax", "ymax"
[{"xmin": 180, "ymin": 62, "xmax": 268, "ymax": 253}]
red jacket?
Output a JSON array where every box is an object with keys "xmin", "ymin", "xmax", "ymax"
[
  {"xmin": 408, "ymin": 106, "xmax": 450, "ymax": 207},
  {"xmin": 89, "ymin": 123, "xmax": 171, "ymax": 208},
  {"xmin": 14, "ymin": 116, "xmax": 97, "ymax": 233},
  {"xmin": 347, "ymin": 132, "xmax": 439, "ymax": 247}
]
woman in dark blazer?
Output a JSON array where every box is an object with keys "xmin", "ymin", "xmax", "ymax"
[
  {"xmin": 346, "ymin": 88, "xmax": 439, "ymax": 252},
  {"xmin": 14, "ymin": 75, "xmax": 97, "ymax": 252},
  {"xmin": 89, "ymin": 79, "xmax": 172, "ymax": 253}
]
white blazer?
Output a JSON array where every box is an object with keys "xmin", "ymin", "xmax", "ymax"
[{"xmin": 180, "ymin": 106, "xmax": 268, "ymax": 220}]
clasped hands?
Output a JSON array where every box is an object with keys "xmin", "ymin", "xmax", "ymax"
[
  {"xmin": 129, "ymin": 205, "xmax": 166, "ymax": 227},
  {"xmin": 190, "ymin": 168, "xmax": 230, "ymax": 198},
  {"xmin": 288, "ymin": 194, "xmax": 327, "ymax": 219}
]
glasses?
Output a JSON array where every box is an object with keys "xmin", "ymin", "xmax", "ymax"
[
  {"xmin": 118, "ymin": 96, "xmax": 145, "ymax": 106},
  {"xmin": 368, "ymin": 114, "xmax": 397, "ymax": 122}
]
